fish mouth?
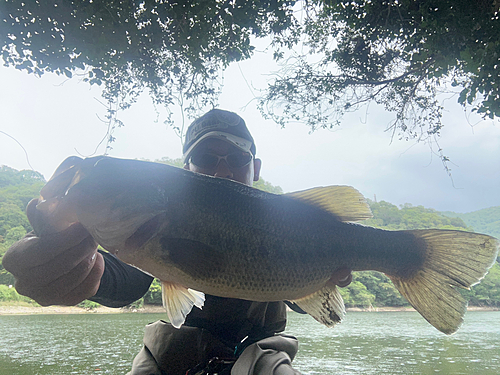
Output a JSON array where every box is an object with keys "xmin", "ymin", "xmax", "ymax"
[
  {"xmin": 39, "ymin": 156, "xmax": 84, "ymax": 200},
  {"xmin": 124, "ymin": 213, "xmax": 168, "ymax": 251}
]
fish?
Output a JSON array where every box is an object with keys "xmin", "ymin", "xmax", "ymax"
[{"xmin": 34, "ymin": 156, "xmax": 499, "ymax": 334}]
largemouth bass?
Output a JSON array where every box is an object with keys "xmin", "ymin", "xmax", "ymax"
[{"xmin": 35, "ymin": 156, "xmax": 499, "ymax": 334}]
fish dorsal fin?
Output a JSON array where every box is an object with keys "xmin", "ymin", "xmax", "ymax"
[
  {"xmin": 285, "ymin": 186, "xmax": 373, "ymax": 222},
  {"xmin": 161, "ymin": 281, "xmax": 205, "ymax": 328}
]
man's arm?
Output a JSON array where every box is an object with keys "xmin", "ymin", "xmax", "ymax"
[{"xmin": 89, "ymin": 250, "xmax": 153, "ymax": 307}]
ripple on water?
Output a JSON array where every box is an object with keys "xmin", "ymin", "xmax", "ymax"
[
  {"xmin": 285, "ymin": 311, "xmax": 500, "ymax": 375},
  {"xmin": 0, "ymin": 311, "xmax": 499, "ymax": 374}
]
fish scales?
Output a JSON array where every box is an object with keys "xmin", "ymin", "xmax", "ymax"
[
  {"xmin": 121, "ymin": 166, "xmax": 423, "ymax": 300},
  {"xmin": 34, "ymin": 156, "xmax": 500, "ymax": 334}
]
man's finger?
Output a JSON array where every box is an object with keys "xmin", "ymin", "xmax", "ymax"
[
  {"xmin": 26, "ymin": 198, "xmax": 44, "ymax": 235},
  {"xmin": 3, "ymin": 222, "xmax": 92, "ymax": 272},
  {"xmin": 332, "ymin": 268, "xmax": 352, "ymax": 288},
  {"xmin": 15, "ymin": 252, "xmax": 104, "ymax": 306},
  {"xmin": 58, "ymin": 252, "xmax": 105, "ymax": 305},
  {"xmin": 13, "ymin": 235, "xmax": 98, "ymax": 285}
]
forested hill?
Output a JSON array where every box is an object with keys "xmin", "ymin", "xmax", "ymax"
[
  {"xmin": 441, "ymin": 207, "xmax": 500, "ymax": 239},
  {"xmin": 364, "ymin": 200, "xmax": 472, "ymax": 231},
  {"xmin": 365, "ymin": 200, "xmax": 500, "ymax": 240},
  {"xmin": 0, "ymin": 166, "xmax": 46, "ymax": 284},
  {"xmin": 345, "ymin": 200, "xmax": 499, "ymax": 309}
]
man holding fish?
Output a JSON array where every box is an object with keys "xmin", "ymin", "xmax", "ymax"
[{"xmin": 4, "ymin": 109, "xmax": 353, "ymax": 374}]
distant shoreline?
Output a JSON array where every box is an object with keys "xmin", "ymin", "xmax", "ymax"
[{"xmin": 0, "ymin": 304, "xmax": 498, "ymax": 315}]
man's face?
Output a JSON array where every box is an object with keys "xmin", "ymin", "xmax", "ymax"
[{"xmin": 185, "ymin": 138, "xmax": 261, "ymax": 186}]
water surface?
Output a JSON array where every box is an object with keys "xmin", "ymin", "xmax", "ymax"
[
  {"xmin": 285, "ymin": 311, "xmax": 500, "ymax": 374},
  {"xmin": 0, "ymin": 311, "xmax": 498, "ymax": 374}
]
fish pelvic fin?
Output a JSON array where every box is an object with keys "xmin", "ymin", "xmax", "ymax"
[
  {"xmin": 390, "ymin": 230, "xmax": 499, "ymax": 335},
  {"xmin": 161, "ymin": 281, "xmax": 205, "ymax": 329},
  {"xmin": 291, "ymin": 280, "xmax": 346, "ymax": 327},
  {"xmin": 285, "ymin": 186, "xmax": 372, "ymax": 222}
]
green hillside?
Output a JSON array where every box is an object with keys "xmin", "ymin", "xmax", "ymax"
[
  {"xmin": 442, "ymin": 206, "xmax": 500, "ymax": 239},
  {"xmin": 361, "ymin": 200, "xmax": 500, "ymax": 308},
  {"xmin": 0, "ymin": 166, "xmax": 45, "ymax": 285},
  {"xmin": 365, "ymin": 200, "xmax": 471, "ymax": 231}
]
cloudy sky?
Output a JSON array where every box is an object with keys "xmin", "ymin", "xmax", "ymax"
[{"xmin": 1, "ymin": 48, "xmax": 499, "ymax": 214}]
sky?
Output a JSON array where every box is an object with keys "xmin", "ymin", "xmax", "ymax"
[{"xmin": 1, "ymin": 48, "xmax": 499, "ymax": 214}]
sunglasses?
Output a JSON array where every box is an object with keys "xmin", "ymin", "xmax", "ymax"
[{"xmin": 190, "ymin": 152, "xmax": 253, "ymax": 169}]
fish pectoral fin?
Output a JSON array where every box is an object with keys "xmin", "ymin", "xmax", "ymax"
[
  {"xmin": 285, "ymin": 186, "xmax": 372, "ymax": 222},
  {"xmin": 291, "ymin": 280, "xmax": 346, "ymax": 328},
  {"xmin": 161, "ymin": 281, "xmax": 205, "ymax": 329}
]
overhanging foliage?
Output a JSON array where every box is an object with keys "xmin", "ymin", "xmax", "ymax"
[
  {"xmin": 0, "ymin": 0, "xmax": 295, "ymax": 118},
  {"xmin": 1, "ymin": 0, "xmax": 499, "ymax": 143},
  {"xmin": 261, "ymin": 0, "xmax": 500, "ymax": 143}
]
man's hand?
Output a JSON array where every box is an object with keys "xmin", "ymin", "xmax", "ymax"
[
  {"xmin": 331, "ymin": 267, "xmax": 352, "ymax": 288},
  {"xmin": 2, "ymin": 199, "xmax": 104, "ymax": 306}
]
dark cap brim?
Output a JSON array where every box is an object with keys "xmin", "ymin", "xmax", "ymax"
[{"xmin": 183, "ymin": 131, "xmax": 253, "ymax": 163}]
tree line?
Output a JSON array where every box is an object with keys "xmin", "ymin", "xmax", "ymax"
[
  {"xmin": 0, "ymin": 166, "xmax": 45, "ymax": 285},
  {"xmin": 344, "ymin": 200, "xmax": 500, "ymax": 308},
  {"xmin": 0, "ymin": 165, "xmax": 498, "ymax": 308}
]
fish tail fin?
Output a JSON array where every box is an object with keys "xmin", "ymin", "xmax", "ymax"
[
  {"xmin": 291, "ymin": 280, "xmax": 346, "ymax": 327},
  {"xmin": 389, "ymin": 230, "xmax": 499, "ymax": 335},
  {"xmin": 161, "ymin": 281, "xmax": 205, "ymax": 328}
]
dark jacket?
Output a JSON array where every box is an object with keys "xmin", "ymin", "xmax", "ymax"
[{"xmin": 90, "ymin": 251, "xmax": 288, "ymax": 347}]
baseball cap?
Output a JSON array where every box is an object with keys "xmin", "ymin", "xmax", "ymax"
[{"xmin": 183, "ymin": 109, "xmax": 256, "ymax": 163}]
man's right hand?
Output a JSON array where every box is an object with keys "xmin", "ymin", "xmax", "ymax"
[{"xmin": 2, "ymin": 199, "xmax": 105, "ymax": 306}]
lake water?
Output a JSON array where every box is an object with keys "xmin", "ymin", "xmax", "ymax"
[{"xmin": 0, "ymin": 310, "xmax": 498, "ymax": 374}]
